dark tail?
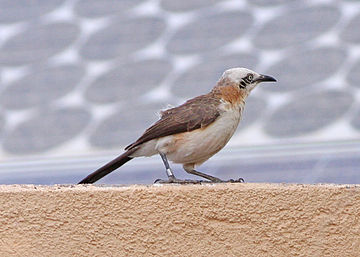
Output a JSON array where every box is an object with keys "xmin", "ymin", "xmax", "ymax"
[{"xmin": 78, "ymin": 150, "xmax": 134, "ymax": 184}]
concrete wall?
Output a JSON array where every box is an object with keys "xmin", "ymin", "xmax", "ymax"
[{"xmin": 0, "ymin": 184, "xmax": 359, "ymax": 256}]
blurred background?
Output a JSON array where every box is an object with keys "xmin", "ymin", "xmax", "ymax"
[{"xmin": 0, "ymin": 0, "xmax": 359, "ymax": 184}]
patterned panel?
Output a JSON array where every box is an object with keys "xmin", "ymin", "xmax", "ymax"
[
  {"xmin": 167, "ymin": 10, "xmax": 253, "ymax": 54},
  {"xmin": 85, "ymin": 59, "xmax": 172, "ymax": 104},
  {"xmin": 160, "ymin": 0, "xmax": 225, "ymax": 12},
  {"xmin": 341, "ymin": 13, "xmax": 360, "ymax": 44},
  {"xmin": 254, "ymin": 6, "xmax": 341, "ymax": 49},
  {"xmin": 264, "ymin": 47, "xmax": 346, "ymax": 92},
  {"xmin": 0, "ymin": 23, "xmax": 79, "ymax": 66},
  {"xmin": 79, "ymin": 17, "xmax": 166, "ymax": 60},
  {"xmin": 264, "ymin": 91, "xmax": 354, "ymax": 137},
  {"xmin": 171, "ymin": 53, "xmax": 258, "ymax": 97},
  {"xmin": 3, "ymin": 107, "xmax": 90, "ymax": 154},
  {"xmin": 89, "ymin": 102, "xmax": 169, "ymax": 148},
  {"xmin": 0, "ymin": 65, "xmax": 84, "ymax": 109},
  {"xmin": 0, "ymin": 0, "xmax": 358, "ymax": 163},
  {"xmin": 0, "ymin": 0, "xmax": 64, "ymax": 23},
  {"xmin": 74, "ymin": 0, "xmax": 143, "ymax": 18}
]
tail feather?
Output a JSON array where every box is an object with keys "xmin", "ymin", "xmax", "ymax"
[{"xmin": 78, "ymin": 150, "xmax": 134, "ymax": 184}]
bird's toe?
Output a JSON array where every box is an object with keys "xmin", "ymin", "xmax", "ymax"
[{"xmin": 232, "ymin": 178, "xmax": 245, "ymax": 183}]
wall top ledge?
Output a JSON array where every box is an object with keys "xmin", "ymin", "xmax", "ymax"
[
  {"xmin": 0, "ymin": 183, "xmax": 359, "ymax": 193},
  {"xmin": 1, "ymin": 183, "xmax": 360, "ymax": 256}
]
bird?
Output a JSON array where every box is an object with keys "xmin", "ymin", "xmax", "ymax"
[{"xmin": 78, "ymin": 67, "xmax": 276, "ymax": 184}]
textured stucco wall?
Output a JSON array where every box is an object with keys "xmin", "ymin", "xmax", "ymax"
[{"xmin": 0, "ymin": 184, "xmax": 359, "ymax": 256}]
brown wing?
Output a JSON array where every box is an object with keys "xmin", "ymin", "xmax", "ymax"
[{"xmin": 125, "ymin": 94, "xmax": 222, "ymax": 151}]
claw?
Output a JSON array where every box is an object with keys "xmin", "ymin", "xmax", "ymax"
[
  {"xmin": 226, "ymin": 178, "xmax": 244, "ymax": 183},
  {"xmin": 154, "ymin": 178, "xmax": 162, "ymax": 183}
]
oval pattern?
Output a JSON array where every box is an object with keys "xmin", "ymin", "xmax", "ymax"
[
  {"xmin": 240, "ymin": 96, "xmax": 267, "ymax": 130},
  {"xmin": 341, "ymin": 14, "xmax": 360, "ymax": 44},
  {"xmin": 350, "ymin": 107, "xmax": 360, "ymax": 131},
  {"xmin": 250, "ymin": 0, "xmax": 297, "ymax": 6},
  {"xmin": 85, "ymin": 59, "xmax": 172, "ymax": 104},
  {"xmin": 254, "ymin": 6, "xmax": 340, "ymax": 49},
  {"xmin": 264, "ymin": 91, "xmax": 353, "ymax": 137},
  {"xmin": 264, "ymin": 47, "xmax": 346, "ymax": 92},
  {"xmin": 0, "ymin": 113, "xmax": 5, "ymax": 138},
  {"xmin": 0, "ymin": 0, "xmax": 64, "ymax": 23},
  {"xmin": 167, "ymin": 11, "xmax": 253, "ymax": 54},
  {"xmin": 90, "ymin": 102, "xmax": 168, "ymax": 148},
  {"xmin": 347, "ymin": 60, "xmax": 360, "ymax": 88},
  {"xmin": 171, "ymin": 53, "xmax": 258, "ymax": 98},
  {"xmin": 3, "ymin": 107, "xmax": 91, "ymax": 154},
  {"xmin": 0, "ymin": 23, "xmax": 79, "ymax": 66},
  {"xmin": 74, "ymin": 0, "xmax": 143, "ymax": 18},
  {"xmin": 161, "ymin": 0, "xmax": 224, "ymax": 12},
  {"xmin": 0, "ymin": 65, "xmax": 84, "ymax": 110},
  {"xmin": 79, "ymin": 17, "xmax": 166, "ymax": 60}
]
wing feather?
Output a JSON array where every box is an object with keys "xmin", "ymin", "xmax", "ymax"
[{"xmin": 125, "ymin": 94, "xmax": 221, "ymax": 150}]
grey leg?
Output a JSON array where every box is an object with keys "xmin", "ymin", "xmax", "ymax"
[
  {"xmin": 183, "ymin": 164, "xmax": 244, "ymax": 183},
  {"xmin": 159, "ymin": 152, "xmax": 175, "ymax": 180},
  {"xmin": 155, "ymin": 153, "xmax": 202, "ymax": 184}
]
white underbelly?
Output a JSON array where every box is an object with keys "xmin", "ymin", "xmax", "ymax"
[
  {"xmin": 131, "ymin": 105, "xmax": 242, "ymax": 165},
  {"xmin": 162, "ymin": 108, "xmax": 241, "ymax": 164}
]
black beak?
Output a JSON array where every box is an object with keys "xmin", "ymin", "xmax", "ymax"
[{"xmin": 254, "ymin": 74, "xmax": 277, "ymax": 83}]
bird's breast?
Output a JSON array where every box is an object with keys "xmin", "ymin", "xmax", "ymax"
[{"xmin": 162, "ymin": 103, "xmax": 243, "ymax": 164}]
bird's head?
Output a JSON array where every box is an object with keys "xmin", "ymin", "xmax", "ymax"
[
  {"xmin": 219, "ymin": 67, "xmax": 276, "ymax": 93},
  {"xmin": 211, "ymin": 67, "xmax": 276, "ymax": 106}
]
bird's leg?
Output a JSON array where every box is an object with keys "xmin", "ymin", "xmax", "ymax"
[
  {"xmin": 159, "ymin": 152, "xmax": 176, "ymax": 181},
  {"xmin": 155, "ymin": 153, "xmax": 202, "ymax": 184},
  {"xmin": 183, "ymin": 164, "xmax": 244, "ymax": 183}
]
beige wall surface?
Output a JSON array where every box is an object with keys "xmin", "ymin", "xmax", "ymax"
[{"xmin": 0, "ymin": 184, "xmax": 359, "ymax": 257}]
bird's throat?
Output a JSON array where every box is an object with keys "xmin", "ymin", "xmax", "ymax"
[{"xmin": 215, "ymin": 85, "xmax": 247, "ymax": 107}]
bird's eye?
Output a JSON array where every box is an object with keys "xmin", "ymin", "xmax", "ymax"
[{"xmin": 247, "ymin": 74, "xmax": 253, "ymax": 81}]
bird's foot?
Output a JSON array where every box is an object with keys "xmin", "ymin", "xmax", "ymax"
[
  {"xmin": 154, "ymin": 177, "xmax": 203, "ymax": 184},
  {"xmin": 210, "ymin": 178, "xmax": 245, "ymax": 183},
  {"xmin": 227, "ymin": 178, "xmax": 245, "ymax": 183},
  {"xmin": 154, "ymin": 177, "xmax": 244, "ymax": 184}
]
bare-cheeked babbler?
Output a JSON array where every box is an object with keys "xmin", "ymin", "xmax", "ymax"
[{"xmin": 79, "ymin": 68, "xmax": 276, "ymax": 184}]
